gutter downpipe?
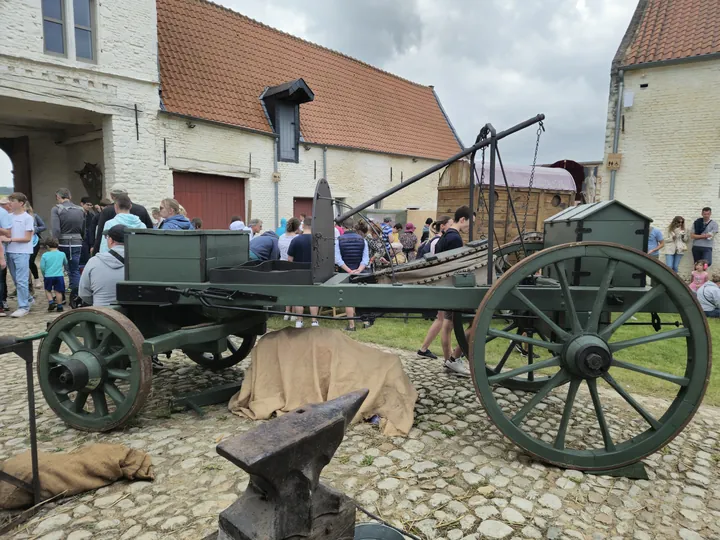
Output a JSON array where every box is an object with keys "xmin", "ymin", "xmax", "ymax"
[
  {"xmin": 609, "ymin": 69, "xmax": 624, "ymax": 200},
  {"xmin": 273, "ymin": 138, "xmax": 279, "ymax": 229}
]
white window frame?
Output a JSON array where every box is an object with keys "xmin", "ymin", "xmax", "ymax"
[
  {"xmin": 73, "ymin": 0, "xmax": 96, "ymax": 63},
  {"xmin": 42, "ymin": 0, "xmax": 67, "ymax": 57}
]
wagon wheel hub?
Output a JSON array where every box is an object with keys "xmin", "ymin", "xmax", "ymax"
[
  {"xmin": 49, "ymin": 351, "xmax": 107, "ymax": 394},
  {"xmin": 563, "ymin": 335, "xmax": 612, "ymax": 379}
]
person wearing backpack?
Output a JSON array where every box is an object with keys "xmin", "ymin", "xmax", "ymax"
[
  {"xmin": 691, "ymin": 207, "xmax": 718, "ymax": 266},
  {"xmin": 51, "ymin": 188, "xmax": 85, "ymax": 301},
  {"xmin": 416, "ymin": 217, "xmax": 448, "ymax": 259},
  {"xmin": 399, "ymin": 223, "xmax": 418, "ymax": 262},
  {"xmin": 78, "ymin": 224, "xmax": 126, "ymax": 307}
]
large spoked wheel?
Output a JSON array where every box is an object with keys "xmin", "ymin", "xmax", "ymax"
[
  {"xmin": 183, "ymin": 335, "xmax": 256, "ymax": 370},
  {"xmin": 470, "ymin": 242, "xmax": 711, "ymax": 471},
  {"xmin": 38, "ymin": 308, "xmax": 152, "ymax": 432}
]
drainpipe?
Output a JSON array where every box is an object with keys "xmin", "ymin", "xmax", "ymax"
[
  {"xmin": 273, "ymin": 137, "xmax": 279, "ymax": 229},
  {"xmin": 322, "ymin": 146, "xmax": 327, "ymax": 180},
  {"xmin": 609, "ymin": 69, "xmax": 624, "ymax": 200}
]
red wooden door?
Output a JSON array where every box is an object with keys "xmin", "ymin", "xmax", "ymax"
[
  {"xmin": 173, "ymin": 172, "xmax": 245, "ymax": 229},
  {"xmin": 293, "ymin": 197, "xmax": 313, "ymax": 220}
]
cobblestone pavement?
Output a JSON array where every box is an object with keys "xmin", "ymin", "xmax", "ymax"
[{"xmin": 0, "ymin": 308, "xmax": 718, "ymax": 540}]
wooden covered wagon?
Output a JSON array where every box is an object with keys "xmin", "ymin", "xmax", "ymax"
[{"xmin": 437, "ymin": 160, "xmax": 577, "ymax": 242}]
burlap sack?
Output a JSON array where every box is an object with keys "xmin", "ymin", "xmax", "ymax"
[
  {"xmin": 0, "ymin": 443, "xmax": 154, "ymax": 509},
  {"xmin": 229, "ymin": 328, "xmax": 417, "ymax": 436}
]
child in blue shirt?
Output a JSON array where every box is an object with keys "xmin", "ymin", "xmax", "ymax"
[{"xmin": 40, "ymin": 238, "xmax": 68, "ymax": 312}]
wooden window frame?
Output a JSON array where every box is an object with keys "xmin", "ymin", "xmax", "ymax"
[
  {"xmin": 74, "ymin": 0, "xmax": 96, "ymax": 63},
  {"xmin": 42, "ymin": 0, "xmax": 67, "ymax": 57}
]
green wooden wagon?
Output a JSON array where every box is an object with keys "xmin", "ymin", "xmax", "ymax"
[{"xmin": 32, "ymin": 115, "xmax": 711, "ymax": 472}]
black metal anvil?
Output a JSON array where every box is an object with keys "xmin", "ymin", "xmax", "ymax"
[{"xmin": 214, "ymin": 389, "xmax": 369, "ymax": 540}]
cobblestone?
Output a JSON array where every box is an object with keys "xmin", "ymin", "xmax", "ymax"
[{"xmin": 0, "ymin": 310, "xmax": 717, "ymax": 539}]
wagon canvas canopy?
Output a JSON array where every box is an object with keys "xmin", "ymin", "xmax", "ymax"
[{"xmin": 473, "ymin": 161, "xmax": 577, "ymax": 192}]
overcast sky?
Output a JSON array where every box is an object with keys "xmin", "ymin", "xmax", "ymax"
[{"xmin": 0, "ymin": 0, "xmax": 636, "ymax": 187}]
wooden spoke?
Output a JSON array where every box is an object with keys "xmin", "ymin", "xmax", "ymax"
[
  {"xmin": 96, "ymin": 331, "xmax": 114, "ymax": 354},
  {"xmin": 511, "ymin": 289, "xmax": 569, "ymax": 340},
  {"xmin": 587, "ymin": 379, "xmax": 615, "ymax": 451},
  {"xmin": 609, "ymin": 327, "xmax": 690, "ymax": 352},
  {"xmin": 71, "ymin": 392, "xmax": 89, "ymax": 414},
  {"xmin": 511, "ymin": 370, "xmax": 570, "ymax": 426},
  {"xmin": 79, "ymin": 321, "xmax": 98, "ymax": 349},
  {"xmin": 107, "ymin": 368, "xmax": 131, "ymax": 381},
  {"xmin": 553, "ymin": 261, "xmax": 582, "ymax": 334},
  {"xmin": 49, "ymin": 353, "xmax": 71, "ymax": 366},
  {"xmin": 586, "ymin": 260, "xmax": 618, "ymax": 333},
  {"xmin": 92, "ymin": 390, "xmax": 109, "ymax": 417},
  {"xmin": 487, "ymin": 328, "xmax": 563, "ymax": 353},
  {"xmin": 59, "ymin": 331, "xmax": 83, "ymax": 353},
  {"xmin": 104, "ymin": 348, "xmax": 128, "ymax": 367},
  {"xmin": 599, "ymin": 285, "xmax": 666, "ymax": 340},
  {"xmin": 611, "ymin": 358, "xmax": 690, "ymax": 386},
  {"xmin": 104, "ymin": 383, "xmax": 126, "ymax": 407},
  {"xmin": 487, "ymin": 322, "xmax": 517, "ymax": 344},
  {"xmin": 489, "ymin": 356, "xmax": 561, "ymax": 385},
  {"xmin": 554, "ymin": 379, "xmax": 581, "ymax": 449},
  {"xmin": 602, "ymin": 373, "xmax": 661, "ymax": 430},
  {"xmin": 492, "ymin": 341, "xmax": 517, "ymax": 374}
]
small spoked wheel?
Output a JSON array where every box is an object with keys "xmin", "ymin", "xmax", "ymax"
[
  {"xmin": 183, "ymin": 335, "xmax": 256, "ymax": 370},
  {"xmin": 38, "ymin": 308, "xmax": 152, "ymax": 432},
  {"xmin": 470, "ymin": 242, "xmax": 711, "ymax": 471}
]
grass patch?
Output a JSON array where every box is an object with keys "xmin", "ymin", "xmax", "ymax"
[
  {"xmin": 268, "ymin": 313, "xmax": 720, "ymax": 406},
  {"xmin": 361, "ymin": 455, "xmax": 375, "ymax": 466}
]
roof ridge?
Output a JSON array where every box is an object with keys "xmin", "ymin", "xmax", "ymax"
[{"xmin": 195, "ymin": 0, "xmax": 434, "ymax": 91}]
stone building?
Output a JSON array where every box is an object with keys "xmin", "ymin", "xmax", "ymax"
[
  {"xmin": 598, "ymin": 0, "xmax": 720, "ymax": 273},
  {"xmin": 0, "ymin": 0, "xmax": 462, "ymax": 229}
]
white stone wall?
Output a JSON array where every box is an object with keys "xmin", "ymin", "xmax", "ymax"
[
  {"xmin": 599, "ymin": 60, "xmax": 720, "ymax": 276},
  {"xmin": 0, "ymin": 0, "xmax": 158, "ymax": 82},
  {"xmin": 0, "ymin": 0, "xmax": 161, "ymax": 219},
  {"xmin": 161, "ymin": 115, "xmax": 443, "ymax": 229}
]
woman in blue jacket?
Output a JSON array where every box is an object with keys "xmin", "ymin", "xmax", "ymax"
[{"xmin": 158, "ymin": 198, "xmax": 195, "ymax": 230}]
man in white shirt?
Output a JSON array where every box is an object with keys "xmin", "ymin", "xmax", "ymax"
[{"xmin": 5, "ymin": 192, "xmax": 35, "ymax": 317}]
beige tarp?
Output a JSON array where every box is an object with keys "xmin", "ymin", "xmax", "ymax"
[
  {"xmin": 229, "ymin": 328, "xmax": 418, "ymax": 436},
  {"xmin": 0, "ymin": 444, "xmax": 154, "ymax": 509}
]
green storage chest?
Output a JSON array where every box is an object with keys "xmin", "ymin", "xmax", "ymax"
[
  {"xmin": 543, "ymin": 200, "xmax": 652, "ymax": 287},
  {"xmin": 124, "ymin": 229, "xmax": 250, "ymax": 283}
]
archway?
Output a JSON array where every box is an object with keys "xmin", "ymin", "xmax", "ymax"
[
  {"xmin": 0, "ymin": 148, "xmax": 12, "ymax": 194},
  {"xmin": 0, "ymin": 137, "xmax": 31, "ymax": 202}
]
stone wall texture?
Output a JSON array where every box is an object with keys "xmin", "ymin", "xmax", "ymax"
[{"xmin": 599, "ymin": 59, "xmax": 720, "ymax": 276}]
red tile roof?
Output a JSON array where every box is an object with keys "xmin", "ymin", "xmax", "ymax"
[
  {"xmin": 157, "ymin": 0, "xmax": 463, "ymax": 160},
  {"xmin": 623, "ymin": 0, "xmax": 720, "ymax": 66}
]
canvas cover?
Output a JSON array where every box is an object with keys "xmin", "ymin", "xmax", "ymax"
[
  {"xmin": 0, "ymin": 444, "xmax": 154, "ymax": 509},
  {"xmin": 229, "ymin": 328, "xmax": 418, "ymax": 436}
]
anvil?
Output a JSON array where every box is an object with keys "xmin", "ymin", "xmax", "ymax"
[{"xmin": 214, "ymin": 389, "xmax": 369, "ymax": 540}]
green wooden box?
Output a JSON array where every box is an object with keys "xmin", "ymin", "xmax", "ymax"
[
  {"xmin": 124, "ymin": 229, "xmax": 250, "ymax": 283},
  {"xmin": 544, "ymin": 200, "xmax": 651, "ymax": 287}
]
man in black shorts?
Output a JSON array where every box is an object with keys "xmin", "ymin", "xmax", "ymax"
[{"xmin": 417, "ymin": 206, "xmax": 471, "ymax": 377}]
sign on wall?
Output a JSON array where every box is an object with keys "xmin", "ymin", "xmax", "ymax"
[{"xmin": 607, "ymin": 153, "xmax": 622, "ymax": 171}]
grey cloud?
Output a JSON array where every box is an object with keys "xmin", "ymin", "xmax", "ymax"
[{"xmin": 221, "ymin": 0, "xmax": 636, "ymax": 164}]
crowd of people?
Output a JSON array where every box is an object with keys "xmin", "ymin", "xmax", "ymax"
[
  {"xmin": 647, "ymin": 206, "xmax": 719, "ymax": 317},
  {"xmin": 0, "ymin": 186, "xmax": 201, "ymax": 318}
]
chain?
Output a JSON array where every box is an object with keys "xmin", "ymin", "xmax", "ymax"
[
  {"xmin": 477, "ymin": 146, "xmax": 487, "ymax": 238},
  {"xmin": 521, "ymin": 121, "xmax": 544, "ymax": 235}
]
